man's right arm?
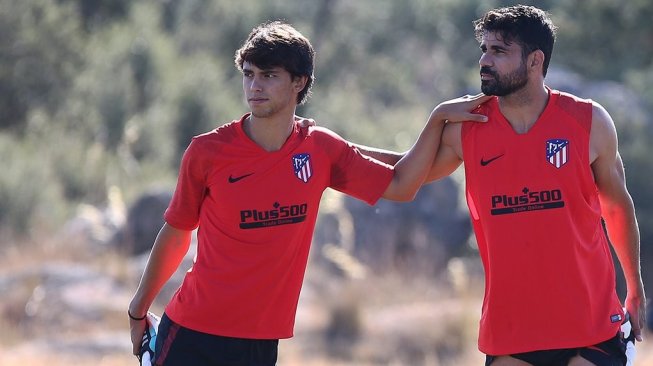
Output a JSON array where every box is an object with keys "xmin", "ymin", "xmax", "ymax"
[{"xmin": 128, "ymin": 223, "xmax": 192, "ymax": 354}]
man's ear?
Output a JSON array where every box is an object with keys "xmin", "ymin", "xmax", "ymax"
[
  {"xmin": 293, "ymin": 75, "xmax": 308, "ymax": 92},
  {"xmin": 529, "ymin": 50, "xmax": 545, "ymax": 71}
]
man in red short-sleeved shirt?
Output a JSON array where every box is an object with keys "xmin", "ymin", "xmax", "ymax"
[
  {"xmin": 358, "ymin": 5, "xmax": 646, "ymax": 366},
  {"xmin": 127, "ymin": 21, "xmax": 489, "ymax": 365}
]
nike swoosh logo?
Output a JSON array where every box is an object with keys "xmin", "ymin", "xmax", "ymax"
[
  {"xmin": 480, "ymin": 154, "xmax": 504, "ymax": 166},
  {"xmin": 228, "ymin": 173, "xmax": 254, "ymax": 183}
]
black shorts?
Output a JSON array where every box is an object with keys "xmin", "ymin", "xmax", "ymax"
[
  {"xmin": 485, "ymin": 332, "xmax": 627, "ymax": 366},
  {"xmin": 154, "ymin": 313, "xmax": 279, "ymax": 366}
]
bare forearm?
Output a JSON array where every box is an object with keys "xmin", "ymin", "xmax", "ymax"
[
  {"xmin": 603, "ymin": 198, "xmax": 647, "ymax": 340},
  {"xmin": 603, "ymin": 201, "xmax": 643, "ymax": 290},
  {"xmin": 129, "ymin": 223, "xmax": 192, "ymax": 316},
  {"xmin": 383, "ymin": 117, "xmax": 446, "ymax": 201}
]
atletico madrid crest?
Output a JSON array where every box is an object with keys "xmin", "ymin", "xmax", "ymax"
[
  {"xmin": 546, "ymin": 139, "xmax": 569, "ymax": 168},
  {"xmin": 292, "ymin": 153, "xmax": 312, "ymax": 183}
]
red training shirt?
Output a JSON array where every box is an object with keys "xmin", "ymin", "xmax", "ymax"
[
  {"xmin": 462, "ymin": 90, "xmax": 623, "ymax": 355},
  {"xmin": 163, "ymin": 114, "xmax": 394, "ymax": 339}
]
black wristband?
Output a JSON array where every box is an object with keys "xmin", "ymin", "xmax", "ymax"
[{"xmin": 128, "ymin": 309, "xmax": 147, "ymax": 321}]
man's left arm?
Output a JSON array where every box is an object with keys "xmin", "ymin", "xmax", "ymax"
[
  {"xmin": 590, "ymin": 102, "xmax": 647, "ymax": 341},
  {"xmin": 380, "ymin": 94, "xmax": 490, "ymax": 201}
]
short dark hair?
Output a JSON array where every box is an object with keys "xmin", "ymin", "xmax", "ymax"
[
  {"xmin": 474, "ymin": 5, "xmax": 556, "ymax": 77},
  {"xmin": 235, "ymin": 21, "xmax": 315, "ymax": 105}
]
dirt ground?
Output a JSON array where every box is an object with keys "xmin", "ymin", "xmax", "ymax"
[{"xmin": 1, "ymin": 279, "xmax": 651, "ymax": 366}]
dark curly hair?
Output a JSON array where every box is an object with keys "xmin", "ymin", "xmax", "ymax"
[
  {"xmin": 474, "ymin": 5, "xmax": 557, "ymax": 77},
  {"xmin": 235, "ymin": 21, "xmax": 315, "ymax": 105}
]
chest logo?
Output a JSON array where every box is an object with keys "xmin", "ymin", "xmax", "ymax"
[
  {"xmin": 491, "ymin": 187, "xmax": 564, "ymax": 215},
  {"xmin": 228, "ymin": 173, "xmax": 253, "ymax": 183},
  {"xmin": 480, "ymin": 154, "xmax": 504, "ymax": 166},
  {"xmin": 546, "ymin": 139, "xmax": 569, "ymax": 168},
  {"xmin": 292, "ymin": 153, "xmax": 312, "ymax": 183}
]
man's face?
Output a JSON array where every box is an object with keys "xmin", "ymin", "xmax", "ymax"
[
  {"xmin": 478, "ymin": 31, "xmax": 529, "ymax": 96},
  {"xmin": 242, "ymin": 61, "xmax": 302, "ymax": 118}
]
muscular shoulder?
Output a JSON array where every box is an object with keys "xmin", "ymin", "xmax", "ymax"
[
  {"xmin": 556, "ymin": 90, "xmax": 592, "ymax": 124},
  {"xmin": 589, "ymin": 101, "xmax": 618, "ymax": 164},
  {"xmin": 590, "ymin": 102, "xmax": 616, "ymax": 134}
]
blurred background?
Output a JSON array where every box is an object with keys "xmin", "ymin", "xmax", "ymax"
[{"xmin": 0, "ymin": 0, "xmax": 652, "ymax": 365}]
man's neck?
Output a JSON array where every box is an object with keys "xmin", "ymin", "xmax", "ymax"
[
  {"xmin": 498, "ymin": 84, "xmax": 549, "ymax": 134},
  {"xmin": 244, "ymin": 113, "xmax": 296, "ymax": 152}
]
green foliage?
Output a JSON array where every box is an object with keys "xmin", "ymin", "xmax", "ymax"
[
  {"xmin": 552, "ymin": 0, "xmax": 653, "ymax": 81},
  {"xmin": 64, "ymin": 0, "xmax": 131, "ymax": 31},
  {"xmin": 0, "ymin": 132, "xmax": 65, "ymax": 237},
  {"xmin": 0, "ymin": 0, "xmax": 84, "ymax": 132},
  {"xmin": 2, "ymin": 0, "xmax": 653, "ymax": 245}
]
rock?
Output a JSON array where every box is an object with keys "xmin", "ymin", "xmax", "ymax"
[
  {"xmin": 116, "ymin": 189, "xmax": 173, "ymax": 255},
  {"xmin": 341, "ymin": 176, "xmax": 471, "ymax": 276}
]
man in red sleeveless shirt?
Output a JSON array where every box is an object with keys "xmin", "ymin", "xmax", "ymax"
[
  {"xmin": 127, "ymin": 21, "xmax": 489, "ymax": 365},
  {"xmin": 358, "ymin": 5, "xmax": 646, "ymax": 366}
]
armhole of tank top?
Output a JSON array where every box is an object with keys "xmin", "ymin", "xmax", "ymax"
[{"xmin": 460, "ymin": 122, "xmax": 470, "ymax": 153}]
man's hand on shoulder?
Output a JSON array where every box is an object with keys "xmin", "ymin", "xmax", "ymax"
[
  {"xmin": 295, "ymin": 115, "xmax": 316, "ymax": 128},
  {"xmin": 431, "ymin": 93, "xmax": 492, "ymax": 124}
]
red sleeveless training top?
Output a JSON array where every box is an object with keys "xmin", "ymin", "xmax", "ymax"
[{"xmin": 462, "ymin": 89, "xmax": 623, "ymax": 355}]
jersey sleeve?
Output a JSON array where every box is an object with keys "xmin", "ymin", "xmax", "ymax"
[
  {"xmin": 316, "ymin": 127, "xmax": 394, "ymax": 205},
  {"xmin": 164, "ymin": 138, "xmax": 210, "ymax": 230}
]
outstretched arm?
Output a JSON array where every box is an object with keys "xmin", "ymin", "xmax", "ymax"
[
  {"xmin": 355, "ymin": 123, "xmax": 464, "ymax": 184},
  {"xmin": 590, "ymin": 102, "xmax": 646, "ymax": 341},
  {"xmin": 128, "ymin": 223, "xmax": 192, "ymax": 355},
  {"xmin": 381, "ymin": 94, "xmax": 489, "ymax": 201}
]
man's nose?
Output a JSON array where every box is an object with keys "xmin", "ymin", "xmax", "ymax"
[
  {"xmin": 248, "ymin": 76, "xmax": 263, "ymax": 91},
  {"xmin": 479, "ymin": 53, "xmax": 492, "ymax": 68}
]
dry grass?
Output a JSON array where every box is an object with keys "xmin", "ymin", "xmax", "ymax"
[{"xmin": 0, "ymin": 241, "xmax": 651, "ymax": 366}]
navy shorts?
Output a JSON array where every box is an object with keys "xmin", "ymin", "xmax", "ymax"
[
  {"xmin": 485, "ymin": 332, "xmax": 627, "ymax": 366},
  {"xmin": 154, "ymin": 313, "xmax": 279, "ymax": 366}
]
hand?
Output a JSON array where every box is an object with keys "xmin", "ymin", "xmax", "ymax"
[
  {"xmin": 625, "ymin": 288, "xmax": 647, "ymax": 342},
  {"xmin": 295, "ymin": 115, "xmax": 316, "ymax": 128},
  {"xmin": 130, "ymin": 314, "xmax": 148, "ymax": 356},
  {"xmin": 430, "ymin": 93, "xmax": 492, "ymax": 124}
]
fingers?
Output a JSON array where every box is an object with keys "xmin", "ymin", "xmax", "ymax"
[
  {"xmin": 470, "ymin": 94, "xmax": 493, "ymax": 104},
  {"xmin": 635, "ymin": 314, "xmax": 645, "ymax": 342},
  {"xmin": 132, "ymin": 335, "xmax": 141, "ymax": 355},
  {"xmin": 632, "ymin": 320, "xmax": 643, "ymax": 342},
  {"xmin": 467, "ymin": 113, "xmax": 488, "ymax": 122},
  {"xmin": 294, "ymin": 115, "xmax": 316, "ymax": 127},
  {"xmin": 461, "ymin": 93, "xmax": 490, "ymax": 100},
  {"xmin": 130, "ymin": 319, "xmax": 147, "ymax": 355},
  {"xmin": 625, "ymin": 299, "xmax": 647, "ymax": 342},
  {"xmin": 131, "ymin": 328, "xmax": 142, "ymax": 355},
  {"xmin": 296, "ymin": 118, "xmax": 316, "ymax": 128},
  {"xmin": 628, "ymin": 307, "xmax": 645, "ymax": 342}
]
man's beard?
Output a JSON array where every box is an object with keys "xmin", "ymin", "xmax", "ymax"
[{"xmin": 480, "ymin": 61, "xmax": 528, "ymax": 96}]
